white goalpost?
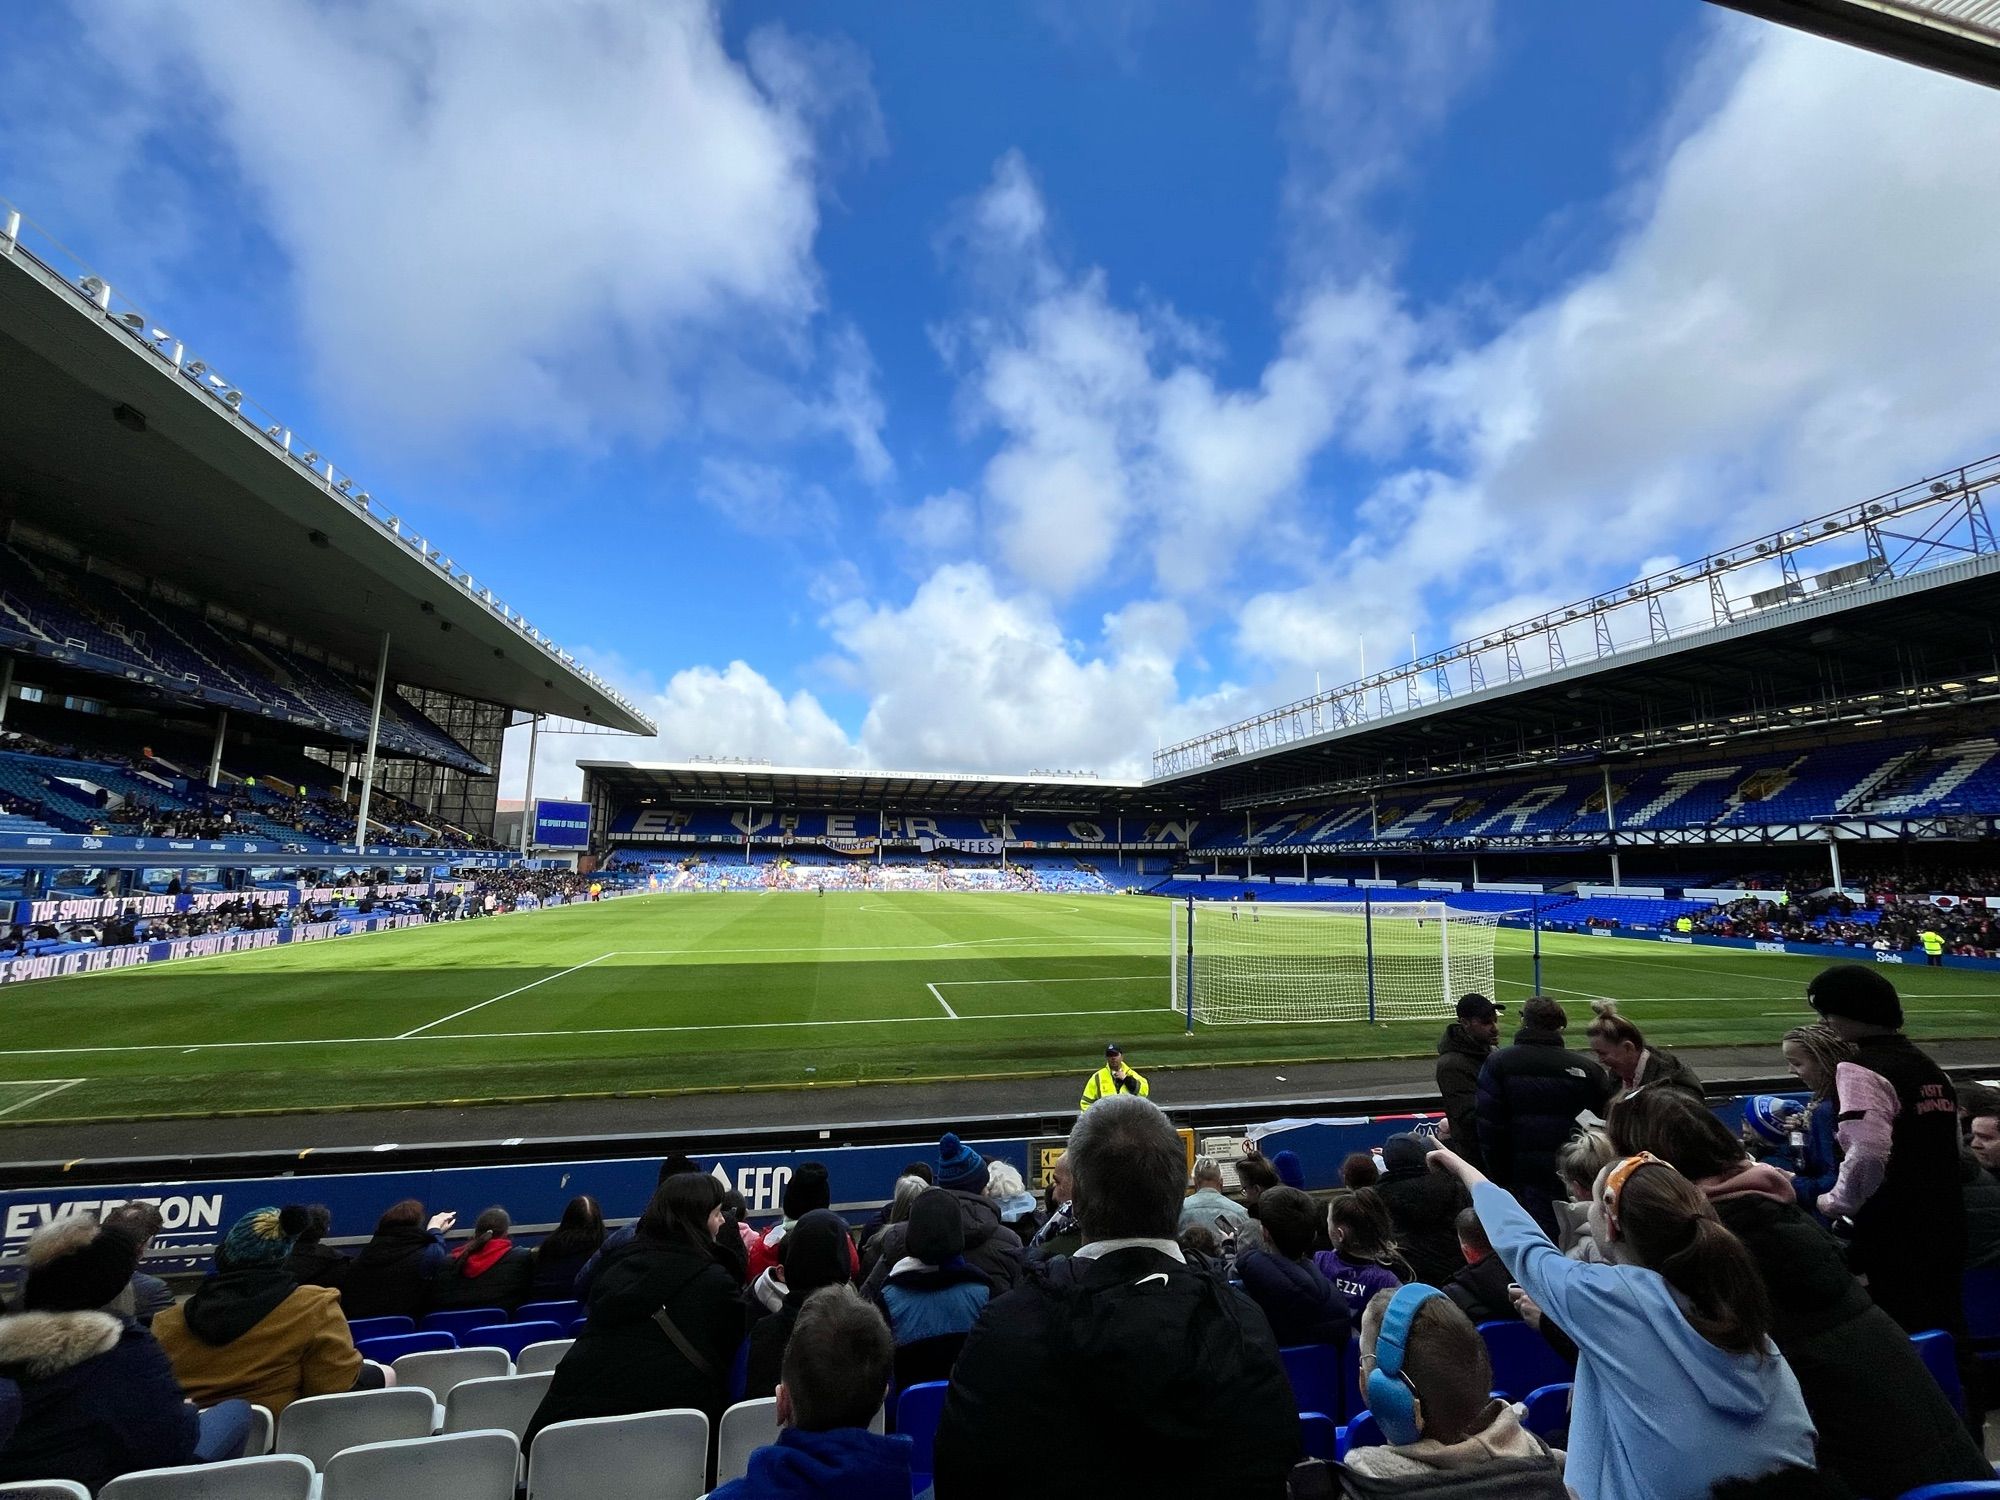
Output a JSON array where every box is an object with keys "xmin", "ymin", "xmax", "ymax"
[{"xmin": 1167, "ymin": 896, "xmax": 1503, "ymax": 1027}]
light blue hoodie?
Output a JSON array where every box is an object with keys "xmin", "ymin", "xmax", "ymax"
[{"xmin": 1474, "ymin": 1181, "xmax": 1815, "ymax": 1500}]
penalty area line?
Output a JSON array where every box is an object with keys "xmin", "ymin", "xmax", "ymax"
[
  {"xmin": 396, "ymin": 952, "xmax": 617, "ymax": 1038},
  {"xmin": 926, "ymin": 982, "xmax": 959, "ymax": 1019},
  {"xmin": 0, "ymin": 1079, "xmax": 85, "ymax": 1117}
]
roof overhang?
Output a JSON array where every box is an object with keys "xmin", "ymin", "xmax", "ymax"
[
  {"xmin": 576, "ymin": 760, "xmax": 1198, "ymax": 813},
  {"xmin": 1708, "ymin": 0, "xmax": 2000, "ymax": 89}
]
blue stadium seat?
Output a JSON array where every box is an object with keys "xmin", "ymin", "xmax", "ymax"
[
  {"xmin": 1479, "ymin": 1321, "xmax": 1572, "ymax": 1402},
  {"xmin": 896, "ymin": 1381, "xmax": 949, "ymax": 1493},
  {"xmin": 1280, "ymin": 1343, "xmax": 1347, "ymax": 1424},
  {"xmin": 1894, "ymin": 1487, "xmax": 2000, "ymax": 1499},
  {"xmin": 1911, "ymin": 1329, "xmax": 1965, "ymax": 1416},
  {"xmin": 1337, "ymin": 1411, "xmax": 1383, "ymax": 1458},
  {"xmin": 346, "ymin": 1316, "xmax": 415, "ymax": 1342},
  {"xmin": 458, "ymin": 1320, "xmax": 563, "ymax": 1361},
  {"xmin": 1523, "ymin": 1383, "xmax": 1571, "ymax": 1442},
  {"xmin": 421, "ymin": 1308, "xmax": 510, "ymax": 1338},
  {"xmin": 355, "ymin": 1331, "xmax": 456, "ymax": 1362},
  {"xmin": 1963, "ymin": 1268, "xmax": 2000, "ymax": 1357},
  {"xmin": 1300, "ymin": 1412, "xmax": 1339, "ymax": 1461},
  {"xmin": 516, "ymin": 1300, "xmax": 581, "ymax": 1326}
]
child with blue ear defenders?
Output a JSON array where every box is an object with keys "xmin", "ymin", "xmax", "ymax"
[{"xmin": 1341, "ymin": 1283, "xmax": 1566, "ymax": 1488}]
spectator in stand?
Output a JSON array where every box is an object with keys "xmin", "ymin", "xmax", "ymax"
[
  {"xmin": 1027, "ymin": 1152, "xmax": 1080, "ymax": 1261},
  {"xmin": 932, "ymin": 1097, "xmax": 1299, "ymax": 1496},
  {"xmin": 745, "ymin": 1210, "xmax": 853, "ymax": 1401},
  {"xmin": 875, "ymin": 1189, "xmax": 991, "ymax": 1386},
  {"xmin": 1343, "ymin": 1286, "xmax": 1565, "ymax": 1488},
  {"xmin": 710, "ymin": 1285, "xmax": 909, "ymax": 1500},
  {"xmin": 529, "ymin": 1195, "xmax": 605, "ymax": 1302},
  {"xmin": 1427, "ymin": 1142, "xmax": 1816, "ymax": 1500},
  {"xmin": 575, "ymin": 1153, "xmax": 701, "ymax": 1297},
  {"xmin": 1960, "ymin": 1082, "xmax": 2000, "ymax": 1144},
  {"xmin": 1585, "ymin": 1003, "xmax": 1703, "ymax": 1099},
  {"xmin": 749, "ymin": 1164, "xmax": 836, "ymax": 1282},
  {"xmin": 1233, "ymin": 1185, "xmax": 1351, "ymax": 1347},
  {"xmin": 1808, "ymin": 964, "xmax": 1965, "ymax": 1336},
  {"xmin": 154, "ymin": 1206, "xmax": 378, "ymax": 1418},
  {"xmin": 429, "ymin": 1206, "xmax": 534, "ymax": 1314},
  {"xmin": 104, "ymin": 1203, "xmax": 174, "ymax": 1326},
  {"xmin": 860, "ymin": 1176, "xmax": 927, "ymax": 1278},
  {"xmin": 1315, "ymin": 1188, "xmax": 1411, "ymax": 1320},
  {"xmin": 1607, "ymin": 1084, "xmax": 1990, "ymax": 1498},
  {"xmin": 339, "ymin": 1200, "xmax": 454, "ymax": 1321},
  {"xmin": 1271, "ymin": 1149, "xmax": 1309, "ymax": 1192},
  {"xmin": 1961, "ymin": 1149, "xmax": 2000, "ymax": 1270},
  {"xmin": 1475, "ymin": 996, "xmax": 1616, "ymax": 1236},
  {"xmin": 856, "ymin": 1162, "xmax": 931, "ymax": 1245},
  {"xmin": 1235, "ymin": 1150, "xmax": 1281, "ymax": 1216},
  {"xmin": 982, "ymin": 1161, "xmax": 1042, "ymax": 1246},
  {"xmin": 526, "ymin": 1174, "xmax": 746, "ymax": 1445},
  {"xmin": 0, "ymin": 1217, "xmax": 250, "ymax": 1490},
  {"xmin": 1776, "ymin": 1025, "xmax": 1851, "ymax": 1215},
  {"xmin": 1374, "ymin": 1133, "xmax": 1470, "ymax": 1287},
  {"xmin": 1341, "ymin": 1152, "xmax": 1382, "ymax": 1189},
  {"xmin": 1443, "ymin": 1208, "xmax": 1516, "ymax": 1323},
  {"xmin": 1552, "ymin": 1129, "xmax": 1616, "ymax": 1261},
  {"xmin": 1435, "ymin": 994, "xmax": 1503, "ymax": 1169},
  {"xmin": 860, "ymin": 1136, "xmax": 1021, "ymax": 1299},
  {"xmin": 1971, "ymin": 1100, "xmax": 2000, "ymax": 1172},
  {"xmin": 1177, "ymin": 1156, "xmax": 1257, "ymax": 1250},
  {"xmin": 282, "ymin": 1205, "xmax": 348, "ymax": 1290}
]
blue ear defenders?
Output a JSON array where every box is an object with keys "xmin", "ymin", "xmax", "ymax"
[{"xmin": 1366, "ymin": 1284, "xmax": 1447, "ymax": 1445}]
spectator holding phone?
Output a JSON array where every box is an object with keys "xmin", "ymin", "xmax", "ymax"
[{"xmin": 338, "ymin": 1201, "xmax": 455, "ymax": 1322}]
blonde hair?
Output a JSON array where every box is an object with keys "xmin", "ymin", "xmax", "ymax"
[
  {"xmin": 1558, "ymin": 1126, "xmax": 1616, "ymax": 1198},
  {"xmin": 983, "ymin": 1161, "xmax": 1027, "ymax": 1198}
]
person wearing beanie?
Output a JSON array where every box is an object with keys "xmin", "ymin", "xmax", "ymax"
[
  {"xmin": 875, "ymin": 1190, "xmax": 991, "ymax": 1386},
  {"xmin": 0, "ymin": 1218, "xmax": 250, "ymax": 1490},
  {"xmin": 1270, "ymin": 1149, "xmax": 1308, "ymax": 1192},
  {"xmin": 1808, "ymin": 963, "xmax": 1966, "ymax": 1338},
  {"xmin": 749, "ymin": 1164, "xmax": 860, "ymax": 1284},
  {"xmin": 745, "ymin": 1210, "xmax": 856, "ymax": 1401},
  {"xmin": 154, "ymin": 1205, "xmax": 376, "ymax": 1416},
  {"xmin": 860, "ymin": 1142, "xmax": 1023, "ymax": 1301},
  {"xmin": 1374, "ymin": 1132, "xmax": 1471, "ymax": 1286}
]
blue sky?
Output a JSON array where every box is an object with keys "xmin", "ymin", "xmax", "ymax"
[{"xmin": 4, "ymin": 2, "xmax": 2000, "ymax": 794}]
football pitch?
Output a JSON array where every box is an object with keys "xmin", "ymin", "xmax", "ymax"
[{"xmin": 1, "ymin": 891, "xmax": 1998, "ymax": 1125}]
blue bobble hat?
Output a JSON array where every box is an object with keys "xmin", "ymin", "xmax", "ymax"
[{"xmin": 937, "ymin": 1132, "xmax": 988, "ymax": 1192}]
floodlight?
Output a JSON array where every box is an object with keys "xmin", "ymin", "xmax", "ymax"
[
  {"xmin": 185, "ymin": 360, "xmax": 207, "ymax": 377},
  {"xmin": 301, "ymin": 451, "xmax": 320, "ymax": 465},
  {"xmin": 1932, "ymin": 481, "xmax": 1950, "ymax": 495},
  {"xmin": 80, "ymin": 275, "xmax": 105, "ymax": 296},
  {"xmin": 354, "ymin": 492, "xmax": 370, "ymax": 506},
  {"xmin": 265, "ymin": 424, "xmax": 283, "ymax": 439},
  {"xmin": 335, "ymin": 478, "xmax": 352, "ymax": 494},
  {"xmin": 118, "ymin": 311, "xmax": 144, "ymax": 330},
  {"xmin": 222, "ymin": 390, "xmax": 242, "ymax": 407}
]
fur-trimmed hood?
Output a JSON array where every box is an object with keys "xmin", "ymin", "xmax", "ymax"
[{"xmin": 0, "ymin": 1310, "xmax": 122, "ymax": 1379}]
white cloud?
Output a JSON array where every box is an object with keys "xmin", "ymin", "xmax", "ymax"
[
  {"xmin": 74, "ymin": 0, "xmax": 888, "ymax": 474},
  {"xmin": 882, "ymin": 489, "xmax": 978, "ymax": 560}
]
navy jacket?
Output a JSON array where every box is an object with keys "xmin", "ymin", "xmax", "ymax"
[
  {"xmin": 0, "ymin": 1311, "xmax": 199, "ymax": 1492},
  {"xmin": 1233, "ymin": 1248, "xmax": 1351, "ymax": 1347},
  {"xmin": 709, "ymin": 1426, "xmax": 915, "ymax": 1500}
]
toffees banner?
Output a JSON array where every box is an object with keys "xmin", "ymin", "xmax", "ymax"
[{"xmin": 532, "ymin": 799, "xmax": 592, "ymax": 849}]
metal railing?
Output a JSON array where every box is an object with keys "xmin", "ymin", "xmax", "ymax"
[{"xmin": 0, "ymin": 195, "xmax": 656, "ymax": 735}]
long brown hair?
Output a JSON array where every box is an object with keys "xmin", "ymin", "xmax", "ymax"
[
  {"xmin": 1328, "ymin": 1187, "xmax": 1404, "ymax": 1269},
  {"xmin": 1612, "ymin": 1161, "xmax": 1772, "ymax": 1356},
  {"xmin": 1609, "ymin": 1087, "xmax": 1748, "ymax": 1181}
]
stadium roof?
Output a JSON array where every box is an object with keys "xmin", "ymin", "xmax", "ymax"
[
  {"xmin": 1710, "ymin": 0, "xmax": 2000, "ymax": 88},
  {"xmin": 0, "ymin": 200, "xmax": 653, "ymax": 737},
  {"xmin": 577, "ymin": 759, "xmax": 1204, "ymax": 813}
]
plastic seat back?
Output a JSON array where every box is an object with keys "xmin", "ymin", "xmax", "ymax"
[
  {"xmin": 442, "ymin": 1371, "xmax": 554, "ymax": 1439},
  {"xmin": 1280, "ymin": 1342, "xmax": 1346, "ymax": 1424},
  {"xmin": 101, "ymin": 1455, "xmax": 314, "ymax": 1500},
  {"xmin": 525, "ymin": 1409, "xmax": 710, "ymax": 1500},
  {"xmin": 1479, "ymin": 1320, "xmax": 1572, "ymax": 1401},
  {"xmin": 345, "ymin": 1315, "xmax": 416, "ymax": 1342},
  {"xmin": 355, "ymin": 1330, "xmax": 454, "ymax": 1363},
  {"xmin": 1338, "ymin": 1411, "xmax": 1383, "ymax": 1458},
  {"xmin": 1523, "ymin": 1383, "xmax": 1572, "ymax": 1442},
  {"xmin": 514, "ymin": 1339, "xmax": 574, "ymax": 1376},
  {"xmin": 895, "ymin": 1381, "xmax": 949, "ymax": 1490},
  {"xmin": 716, "ymin": 1397, "xmax": 780, "ymax": 1487},
  {"xmin": 391, "ymin": 1346, "xmax": 512, "ymax": 1400},
  {"xmin": 275, "ymin": 1387, "xmax": 436, "ymax": 1469},
  {"xmin": 1299, "ymin": 1412, "xmax": 1339, "ymax": 1462},
  {"xmin": 516, "ymin": 1300, "xmax": 581, "ymax": 1326},
  {"xmin": 1911, "ymin": 1329, "xmax": 1966, "ymax": 1416},
  {"xmin": 459, "ymin": 1320, "xmax": 563, "ymax": 1360},
  {"xmin": 0, "ymin": 1484, "xmax": 91, "ymax": 1500},
  {"xmin": 421, "ymin": 1307, "xmax": 510, "ymax": 1337},
  {"xmin": 1963, "ymin": 1267, "xmax": 2000, "ymax": 1348},
  {"xmin": 321, "ymin": 1430, "xmax": 519, "ymax": 1500}
]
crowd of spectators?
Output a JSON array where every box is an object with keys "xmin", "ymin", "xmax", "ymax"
[
  {"xmin": 1689, "ymin": 892, "xmax": 2000, "ymax": 957},
  {"xmin": 3, "ymin": 965, "xmax": 1999, "ymax": 1496}
]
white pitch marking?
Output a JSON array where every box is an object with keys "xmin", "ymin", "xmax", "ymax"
[
  {"xmin": 931, "ymin": 975, "xmax": 1162, "ymax": 986},
  {"xmin": 612, "ymin": 936, "xmax": 1156, "ymax": 957},
  {"xmin": 925, "ymin": 983, "xmax": 960, "ymax": 1020},
  {"xmin": 396, "ymin": 952, "xmax": 617, "ymax": 1038},
  {"xmin": 0, "ymin": 1078, "xmax": 85, "ymax": 1117}
]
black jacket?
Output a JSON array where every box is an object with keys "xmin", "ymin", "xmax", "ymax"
[
  {"xmin": 525, "ymin": 1237, "xmax": 744, "ymax": 1445},
  {"xmin": 1964, "ymin": 1152, "xmax": 2000, "ymax": 1270},
  {"xmin": 1444, "ymin": 1252, "xmax": 1516, "ymax": 1325},
  {"xmin": 1474, "ymin": 1027, "xmax": 1613, "ymax": 1227},
  {"xmin": 933, "ymin": 1246, "xmax": 1299, "ymax": 1498},
  {"xmin": 428, "ymin": 1244, "xmax": 535, "ymax": 1315},
  {"xmin": 284, "ymin": 1243, "xmax": 349, "ymax": 1291},
  {"xmin": 1372, "ymin": 1166, "xmax": 1469, "ymax": 1287},
  {"xmin": 527, "ymin": 1245, "xmax": 595, "ymax": 1303},
  {"xmin": 1435, "ymin": 1024, "xmax": 1494, "ymax": 1169},
  {"xmin": 1632, "ymin": 1046, "xmax": 1703, "ymax": 1098},
  {"xmin": 859, "ymin": 1191, "xmax": 1022, "ymax": 1299},
  {"xmin": 338, "ymin": 1226, "xmax": 445, "ymax": 1322},
  {"xmin": 1233, "ymin": 1248, "xmax": 1351, "ymax": 1348},
  {"xmin": 1708, "ymin": 1175, "xmax": 1989, "ymax": 1498}
]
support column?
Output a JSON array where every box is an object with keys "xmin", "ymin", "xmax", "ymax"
[
  {"xmin": 1828, "ymin": 834, "xmax": 1844, "ymax": 894},
  {"xmin": 1471, "ymin": 853, "xmax": 1481, "ymax": 886},
  {"xmin": 518, "ymin": 715, "xmax": 542, "ymax": 859},
  {"xmin": 1610, "ymin": 850, "xmax": 1623, "ymax": 888},
  {"xmin": 1603, "ymin": 763, "xmax": 1620, "ymax": 892},
  {"xmin": 1301, "ymin": 851, "xmax": 1308, "ymax": 881},
  {"xmin": 207, "ymin": 710, "xmax": 228, "ymax": 788},
  {"xmin": 1116, "ymin": 813, "xmax": 1123, "ymax": 871},
  {"xmin": 0, "ymin": 654, "xmax": 12, "ymax": 729},
  {"xmin": 353, "ymin": 631, "xmax": 390, "ymax": 853}
]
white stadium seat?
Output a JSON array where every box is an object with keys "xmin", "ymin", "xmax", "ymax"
[
  {"xmin": 525, "ymin": 1409, "xmax": 709, "ymax": 1500},
  {"xmin": 274, "ymin": 1386, "xmax": 437, "ymax": 1469},
  {"xmin": 442, "ymin": 1371, "xmax": 554, "ymax": 1440},
  {"xmin": 320, "ymin": 1430, "xmax": 518, "ymax": 1500},
  {"xmin": 715, "ymin": 1397, "xmax": 780, "ymax": 1487},
  {"xmin": 100, "ymin": 1455, "xmax": 315, "ymax": 1500},
  {"xmin": 513, "ymin": 1338, "xmax": 573, "ymax": 1375}
]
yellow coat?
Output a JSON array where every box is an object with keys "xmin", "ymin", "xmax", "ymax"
[
  {"xmin": 1080, "ymin": 1064, "xmax": 1149, "ymax": 1111},
  {"xmin": 154, "ymin": 1283, "xmax": 363, "ymax": 1415}
]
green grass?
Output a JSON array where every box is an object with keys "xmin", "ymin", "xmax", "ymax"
[{"xmin": 2, "ymin": 891, "xmax": 1997, "ymax": 1124}]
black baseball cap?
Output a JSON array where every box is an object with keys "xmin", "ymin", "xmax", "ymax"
[
  {"xmin": 1105, "ymin": 1043, "xmax": 1122, "ymax": 1057},
  {"xmin": 1456, "ymin": 994, "xmax": 1502, "ymax": 1022}
]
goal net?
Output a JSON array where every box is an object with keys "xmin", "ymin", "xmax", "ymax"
[{"xmin": 1167, "ymin": 898, "xmax": 1502, "ymax": 1026}]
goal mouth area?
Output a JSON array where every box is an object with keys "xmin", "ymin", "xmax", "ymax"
[{"xmin": 1168, "ymin": 897, "xmax": 1507, "ymax": 1028}]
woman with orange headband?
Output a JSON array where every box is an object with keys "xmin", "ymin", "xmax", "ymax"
[{"xmin": 1425, "ymin": 1141, "xmax": 1814, "ymax": 1500}]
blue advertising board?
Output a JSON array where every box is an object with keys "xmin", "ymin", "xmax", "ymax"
[{"xmin": 533, "ymin": 799, "xmax": 592, "ymax": 849}]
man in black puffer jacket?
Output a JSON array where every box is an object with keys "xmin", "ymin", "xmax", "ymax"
[
  {"xmin": 1435, "ymin": 994, "xmax": 1502, "ymax": 1168},
  {"xmin": 934, "ymin": 1097, "xmax": 1299, "ymax": 1498},
  {"xmin": 1474, "ymin": 996, "xmax": 1613, "ymax": 1235}
]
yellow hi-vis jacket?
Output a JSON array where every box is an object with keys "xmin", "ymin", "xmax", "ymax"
[
  {"xmin": 1921, "ymin": 930, "xmax": 1945, "ymax": 956},
  {"xmin": 1081, "ymin": 1064, "xmax": 1149, "ymax": 1111}
]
